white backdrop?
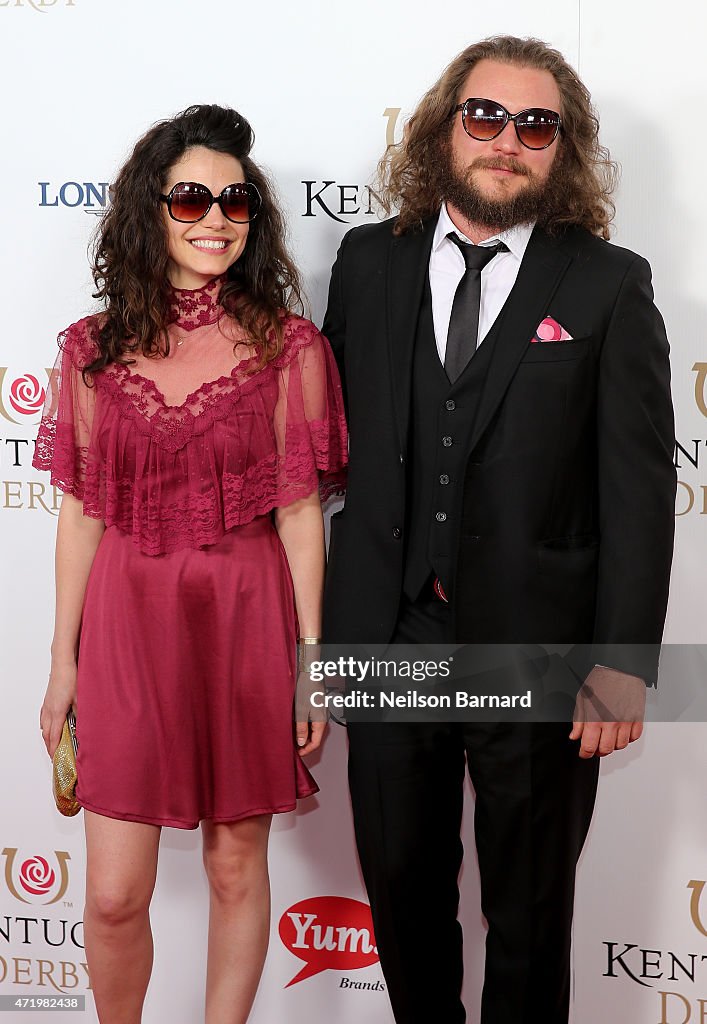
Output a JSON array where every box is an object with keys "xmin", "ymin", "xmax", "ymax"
[{"xmin": 1, "ymin": 1, "xmax": 705, "ymax": 1022}]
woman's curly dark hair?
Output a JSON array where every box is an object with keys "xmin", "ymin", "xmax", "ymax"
[
  {"xmin": 376, "ymin": 35, "xmax": 619, "ymax": 239},
  {"xmin": 87, "ymin": 103, "xmax": 303, "ymax": 374}
]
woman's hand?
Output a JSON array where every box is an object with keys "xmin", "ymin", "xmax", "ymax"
[
  {"xmin": 40, "ymin": 661, "xmax": 77, "ymax": 759},
  {"xmin": 295, "ymin": 641, "xmax": 328, "ymax": 756}
]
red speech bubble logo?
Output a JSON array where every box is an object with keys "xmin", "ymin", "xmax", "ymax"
[{"xmin": 279, "ymin": 895, "xmax": 379, "ymax": 986}]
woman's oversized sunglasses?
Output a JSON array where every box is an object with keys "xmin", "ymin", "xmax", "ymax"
[
  {"xmin": 454, "ymin": 97, "xmax": 562, "ymax": 151},
  {"xmin": 160, "ymin": 181, "xmax": 262, "ymax": 223}
]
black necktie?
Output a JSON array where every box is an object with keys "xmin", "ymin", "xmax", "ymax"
[{"xmin": 444, "ymin": 234, "xmax": 508, "ymax": 383}]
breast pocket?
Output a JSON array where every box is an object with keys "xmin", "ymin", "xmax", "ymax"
[{"xmin": 520, "ymin": 337, "xmax": 591, "ymax": 363}]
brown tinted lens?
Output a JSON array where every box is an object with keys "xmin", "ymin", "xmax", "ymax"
[
  {"xmin": 463, "ymin": 99, "xmax": 507, "ymax": 140},
  {"xmin": 515, "ymin": 110, "xmax": 559, "ymax": 149},
  {"xmin": 169, "ymin": 183, "xmax": 211, "ymax": 222},
  {"xmin": 221, "ymin": 185, "xmax": 252, "ymax": 223}
]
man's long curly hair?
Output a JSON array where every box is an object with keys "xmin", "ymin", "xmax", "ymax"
[
  {"xmin": 376, "ymin": 36, "xmax": 618, "ymax": 239},
  {"xmin": 87, "ymin": 103, "xmax": 303, "ymax": 374}
]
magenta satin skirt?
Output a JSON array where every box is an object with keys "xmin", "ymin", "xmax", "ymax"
[{"xmin": 74, "ymin": 518, "xmax": 317, "ymax": 829}]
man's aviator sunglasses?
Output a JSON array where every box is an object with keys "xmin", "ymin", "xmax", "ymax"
[
  {"xmin": 454, "ymin": 98, "xmax": 562, "ymax": 151},
  {"xmin": 160, "ymin": 181, "xmax": 262, "ymax": 223}
]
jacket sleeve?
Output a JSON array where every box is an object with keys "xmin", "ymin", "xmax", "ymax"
[
  {"xmin": 321, "ymin": 230, "xmax": 353, "ymax": 414},
  {"xmin": 588, "ymin": 255, "xmax": 676, "ymax": 685}
]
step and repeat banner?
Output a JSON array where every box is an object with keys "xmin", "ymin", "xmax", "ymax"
[{"xmin": 1, "ymin": 1, "xmax": 705, "ymax": 1022}]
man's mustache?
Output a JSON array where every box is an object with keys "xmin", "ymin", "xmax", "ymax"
[{"xmin": 469, "ymin": 157, "xmax": 532, "ymax": 177}]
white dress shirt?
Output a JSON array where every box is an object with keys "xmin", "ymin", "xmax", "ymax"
[{"xmin": 428, "ymin": 204, "xmax": 535, "ymax": 364}]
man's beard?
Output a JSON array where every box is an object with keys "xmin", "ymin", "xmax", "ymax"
[{"xmin": 436, "ymin": 136, "xmax": 571, "ymax": 232}]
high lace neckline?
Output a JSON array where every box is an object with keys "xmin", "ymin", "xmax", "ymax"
[{"xmin": 167, "ymin": 275, "xmax": 227, "ymax": 332}]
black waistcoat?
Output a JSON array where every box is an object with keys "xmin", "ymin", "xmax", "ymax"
[{"xmin": 403, "ymin": 278, "xmax": 497, "ymax": 601}]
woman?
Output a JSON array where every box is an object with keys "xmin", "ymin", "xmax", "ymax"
[{"xmin": 33, "ymin": 104, "xmax": 347, "ymax": 1024}]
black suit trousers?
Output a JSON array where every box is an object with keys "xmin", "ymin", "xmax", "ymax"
[{"xmin": 347, "ymin": 594, "xmax": 600, "ymax": 1024}]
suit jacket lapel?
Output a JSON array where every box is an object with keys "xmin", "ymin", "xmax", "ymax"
[
  {"xmin": 387, "ymin": 217, "xmax": 437, "ymax": 453},
  {"xmin": 467, "ymin": 226, "xmax": 574, "ymax": 455}
]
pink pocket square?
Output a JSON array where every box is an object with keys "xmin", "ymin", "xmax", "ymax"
[{"xmin": 532, "ymin": 316, "xmax": 573, "ymax": 343}]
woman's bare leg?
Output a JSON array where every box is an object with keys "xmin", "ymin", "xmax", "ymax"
[
  {"xmin": 83, "ymin": 810, "xmax": 161, "ymax": 1024},
  {"xmin": 202, "ymin": 815, "xmax": 272, "ymax": 1024}
]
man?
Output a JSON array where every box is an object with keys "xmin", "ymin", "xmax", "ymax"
[{"xmin": 322, "ymin": 35, "xmax": 675, "ymax": 1024}]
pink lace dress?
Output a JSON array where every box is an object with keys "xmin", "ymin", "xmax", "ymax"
[{"xmin": 33, "ymin": 278, "xmax": 347, "ymax": 829}]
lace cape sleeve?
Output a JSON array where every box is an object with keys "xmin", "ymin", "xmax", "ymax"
[
  {"xmin": 270, "ymin": 318, "xmax": 347, "ymax": 507},
  {"xmin": 31, "ymin": 317, "xmax": 101, "ymax": 506}
]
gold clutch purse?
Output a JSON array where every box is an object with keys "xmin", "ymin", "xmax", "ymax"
[{"xmin": 52, "ymin": 710, "xmax": 80, "ymax": 817}]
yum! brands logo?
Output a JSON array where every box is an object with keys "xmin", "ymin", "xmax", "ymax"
[
  {"xmin": 279, "ymin": 896, "xmax": 379, "ymax": 986},
  {"xmin": 2, "ymin": 848, "xmax": 71, "ymax": 905},
  {"xmin": 0, "ymin": 368, "xmax": 48, "ymax": 424}
]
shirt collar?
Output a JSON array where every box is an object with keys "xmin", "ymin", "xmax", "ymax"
[{"xmin": 432, "ymin": 203, "xmax": 535, "ymax": 261}]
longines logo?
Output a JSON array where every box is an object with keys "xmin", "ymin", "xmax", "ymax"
[
  {"xmin": 602, "ymin": 878, "xmax": 707, "ymax": 1022},
  {"xmin": 278, "ymin": 896, "xmax": 379, "ymax": 987},
  {"xmin": 39, "ymin": 182, "xmax": 111, "ymax": 216},
  {"xmin": 674, "ymin": 364, "xmax": 707, "ymax": 517},
  {"xmin": 2, "ymin": 849, "xmax": 71, "ymax": 905},
  {"xmin": 301, "ymin": 107, "xmax": 402, "ymax": 224},
  {"xmin": 1, "ymin": 0, "xmax": 76, "ymax": 10}
]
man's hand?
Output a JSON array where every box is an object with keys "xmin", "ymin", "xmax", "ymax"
[{"xmin": 569, "ymin": 665, "xmax": 646, "ymax": 759}]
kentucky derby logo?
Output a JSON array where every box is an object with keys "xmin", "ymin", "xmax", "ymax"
[
  {"xmin": 687, "ymin": 879, "xmax": 707, "ymax": 937},
  {"xmin": 693, "ymin": 363, "xmax": 707, "ymax": 419},
  {"xmin": 2, "ymin": 848, "xmax": 71, "ymax": 905},
  {"xmin": 1, "ymin": 0, "xmax": 76, "ymax": 10},
  {"xmin": 0, "ymin": 368, "xmax": 48, "ymax": 423},
  {"xmin": 279, "ymin": 895, "xmax": 379, "ymax": 986},
  {"xmin": 383, "ymin": 107, "xmax": 402, "ymax": 147},
  {"xmin": 301, "ymin": 107, "xmax": 401, "ymax": 224}
]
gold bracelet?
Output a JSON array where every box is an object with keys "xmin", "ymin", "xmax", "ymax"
[{"xmin": 298, "ymin": 637, "xmax": 322, "ymax": 645}]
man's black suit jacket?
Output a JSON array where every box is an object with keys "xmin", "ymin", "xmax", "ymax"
[{"xmin": 321, "ymin": 216, "xmax": 676, "ymax": 685}]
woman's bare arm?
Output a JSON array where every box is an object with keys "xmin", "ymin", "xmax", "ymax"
[
  {"xmin": 40, "ymin": 493, "xmax": 105, "ymax": 758},
  {"xmin": 273, "ymin": 490, "xmax": 326, "ymax": 755}
]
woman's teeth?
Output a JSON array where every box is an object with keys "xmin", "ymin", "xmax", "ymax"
[{"xmin": 190, "ymin": 240, "xmax": 229, "ymax": 250}]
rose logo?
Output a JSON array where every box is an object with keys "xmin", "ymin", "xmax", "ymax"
[
  {"xmin": 18, "ymin": 856, "xmax": 56, "ymax": 896},
  {"xmin": 9, "ymin": 374, "xmax": 45, "ymax": 416},
  {"xmin": 2, "ymin": 848, "xmax": 71, "ymax": 904}
]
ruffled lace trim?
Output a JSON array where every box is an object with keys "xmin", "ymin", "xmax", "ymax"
[
  {"xmin": 95, "ymin": 317, "xmax": 326, "ymax": 453},
  {"xmin": 86, "ymin": 435, "xmax": 346, "ymax": 557}
]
